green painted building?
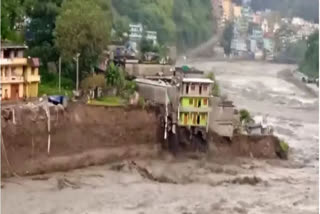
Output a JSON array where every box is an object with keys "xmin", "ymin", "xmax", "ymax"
[{"xmin": 178, "ymin": 78, "xmax": 214, "ymax": 129}]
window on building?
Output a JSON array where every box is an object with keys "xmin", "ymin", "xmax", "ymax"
[
  {"xmin": 189, "ymin": 98, "xmax": 193, "ymax": 105},
  {"xmin": 31, "ymin": 68, "xmax": 35, "ymax": 75},
  {"xmin": 3, "ymin": 50, "xmax": 10, "ymax": 58},
  {"xmin": 186, "ymin": 84, "xmax": 189, "ymax": 94},
  {"xmin": 4, "ymin": 89, "xmax": 8, "ymax": 99},
  {"xmin": 202, "ymin": 114, "xmax": 206, "ymax": 120},
  {"xmin": 203, "ymin": 98, "xmax": 208, "ymax": 105},
  {"xmin": 12, "ymin": 67, "xmax": 17, "ymax": 76},
  {"xmin": 198, "ymin": 100, "xmax": 201, "ymax": 107},
  {"xmin": 197, "ymin": 115, "xmax": 200, "ymax": 125},
  {"xmin": 191, "ymin": 84, "xmax": 195, "ymax": 91},
  {"xmin": 4, "ymin": 67, "xmax": 9, "ymax": 77},
  {"xmin": 199, "ymin": 85, "xmax": 202, "ymax": 95},
  {"xmin": 203, "ymin": 85, "xmax": 208, "ymax": 91}
]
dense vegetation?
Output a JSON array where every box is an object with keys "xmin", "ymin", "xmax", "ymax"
[
  {"xmin": 250, "ymin": 0, "xmax": 319, "ymax": 23},
  {"xmin": 112, "ymin": 0, "xmax": 214, "ymax": 50},
  {"xmin": 1, "ymin": 0, "xmax": 214, "ymax": 93},
  {"xmin": 299, "ymin": 31, "xmax": 319, "ymax": 78}
]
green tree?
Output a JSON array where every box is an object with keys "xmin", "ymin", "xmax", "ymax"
[
  {"xmin": 112, "ymin": 0, "xmax": 176, "ymax": 45},
  {"xmin": 300, "ymin": 31, "xmax": 319, "ymax": 78},
  {"xmin": 24, "ymin": 0, "xmax": 62, "ymax": 65},
  {"xmin": 1, "ymin": 0, "xmax": 25, "ymax": 41},
  {"xmin": 55, "ymin": 0, "xmax": 112, "ymax": 79},
  {"xmin": 81, "ymin": 74, "xmax": 106, "ymax": 90},
  {"xmin": 221, "ymin": 22, "xmax": 234, "ymax": 56},
  {"xmin": 173, "ymin": 0, "xmax": 214, "ymax": 50}
]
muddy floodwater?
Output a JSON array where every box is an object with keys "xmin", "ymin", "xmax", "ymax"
[{"xmin": 2, "ymin": 61, "xmax": 319, "ymax": 214}]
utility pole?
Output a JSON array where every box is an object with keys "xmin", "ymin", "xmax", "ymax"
[
  {"xmin": 58, "ymin": 57, "xmax": 61, "ymax": 93},
  {"xmin": 74, "ymin": 53, "xmax": 80, "ymax": 91}
]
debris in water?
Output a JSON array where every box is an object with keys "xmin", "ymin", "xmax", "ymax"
[
  {"xmin": 110, "ymin": 161, "xmax": 177, "ymax": 184},
  {"xmin": 57, "ymin": 178, "xmax": 80, "ymax": 190}
]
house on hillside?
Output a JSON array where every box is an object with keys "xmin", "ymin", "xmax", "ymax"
[
  {"xmin": 145, "ymin": 31, "xmax": 158, "ymax": 45},
  {"xmin": 178, "ymin": 78, "xmax": 214, "ymax": 131},
  {"xmin": 129, "ymin": 23, "xmax": 143, "ymax": 42},
  {"xmin": 0, "ymin": 41, "xmax": 40, "ymax": 100}
]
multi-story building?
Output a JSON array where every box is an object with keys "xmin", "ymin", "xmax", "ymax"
[
  {"xmin": 145, "ymin": 31, "xmax": 158, "ymax": 45},
  {"xmin": 129, "ymin": 23, "xmax": 143, "ymax": 42},
  {"xmin": 233, "ymin": 4, "xmax": 242, "ymax": 18},
  {"xmin": 0, "ymin": 42, "xmax": 40, "ymax": 100},
  {"xmin": 178, "ymin": 78, "xmax": 213, "ymax": 130},
  {"xmin": 222, "ymin": 0, "xmax": 233, "ymax": 22},
  {"xmin": 129, "ymin": 23, "xmax": 158, "ymax": 45}
]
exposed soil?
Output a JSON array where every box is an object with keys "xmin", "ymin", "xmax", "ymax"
[
  {"xmin": 1, "ymin": 102, "xmax": 283, "ymax": 178},
  {"xmin": 1, "ymin": 104, "xmax": 159, "ymax": 177}
]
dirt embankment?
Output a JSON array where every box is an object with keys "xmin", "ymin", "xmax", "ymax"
[
  {"xmin": 209, "ymin": 132, "xmax": 284, "ymax": 159},
  {"xmin": 1, "ymin": 103, "xmax": 284, "ymax": 178},
  {"xmin": 1, "ymin": 103, "xmax": 159, "ymax": 177}
]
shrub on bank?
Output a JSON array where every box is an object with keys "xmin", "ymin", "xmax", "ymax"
[{"xmin": 206, "ymin": 72, "xmax": 220, "ymax": 96}]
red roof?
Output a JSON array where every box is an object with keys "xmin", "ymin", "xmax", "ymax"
[{"xmin": 28, "ymin": 58, "xmax": 40, "ymax": 67}]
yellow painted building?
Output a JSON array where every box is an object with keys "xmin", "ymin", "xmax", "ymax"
[
  {"xmin": 233, "ymin": 4, "xmax": 242, "ymax": 18},
  {"xmin": 222, "ymin": 0, "xmax": 233, "ymax": 21},
  {"xmin": 178, "ymin": 78, "xmax": 214, "ymax": 129},
  {"xmin": 0, "ymin": 43, "xmax": 40, "ymax": 100}
]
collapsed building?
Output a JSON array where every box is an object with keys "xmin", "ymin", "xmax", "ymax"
[{"xmin": 135, "ymin": 66, "xmax": 237, "ymax": 153}]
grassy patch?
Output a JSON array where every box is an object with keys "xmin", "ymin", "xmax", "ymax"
[
  {"xmin": 138, "ymin": 97, "xmax": 145, "ymax": 109},
  {"xmin": 88, "ymin": 96, "xmax": 125, "ymax": 107},
  {"xmin": 239, "ymin": 109, "xmax": 252, "ymax": 124},
  {"xmin": 39, "ymin": 84, "xmax": 72, "ymax": 97},
  {"xmin": 280, "ymin": 140, "xmax": 289, "ymax": 153}
]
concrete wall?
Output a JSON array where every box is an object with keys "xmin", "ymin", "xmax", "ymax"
[
  {"xmin": 1, "ymin": 83, "xmax": 24, "ymax": 100},
  {"xmin": 126, "ymin": 64, "xmax": 172, "ymax": 77},
  {"xmin": 181, "ymin": 83, "xmax": 211, "ymax": 96},
  {"xmin": 209, "ymin": 96, "xmax": 235, "ymax": 137},
  {"xmin": 136, "ymin": 82, "xmax": 169, "ymax": 105},
  {"xmin": 1, "ymin": 84, "xmax": 11, "ymax": 100},
  {"xmin": 25, "ymin": 82, "xmax": 39, "ymax": 98}
]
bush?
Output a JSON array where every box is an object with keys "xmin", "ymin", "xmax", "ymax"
[
  {"xmin": 138, "ymin": 97, "xmax": 145, "ymax": 109},
  {"xmin": 278, "ymin": 140, "xmax": 289, "ymax": 160},
  {"xmin": 81, "ymin": 74, "xmax": 106, "ymax": 90},
  {"xmin": 280, "ymin": 140, "xmax": 289, "ymax": 153},
  {"xmin": 206, "ymin": 72, "xmax": 220, "ymax": 96},
  {"xmin": 239, "ymin": 109, "xmax": 252, "ymax": 124}
]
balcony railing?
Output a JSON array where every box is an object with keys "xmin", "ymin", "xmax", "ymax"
[
  {"xmin": 1, "ymin": 76, "xmax": 24, "ymax": 83},
  {"xmin": 179, "ymin": 106, "xmax": 211, "ymax": 113},
  {"xmin": 0, "ymin": 58, "xmax": 28, "ymax": 65},
  {"xmin": 25, "ymin": 75, "xmax": 41, "ymax": 82}
]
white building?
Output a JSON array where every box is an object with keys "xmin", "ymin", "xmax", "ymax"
[
  {"xmin": 129, "ymin": 24, "xmax": 158, "ymax": 45},
  {"xmin": 146, "ymin": 31, "xmax": 157, "ymax": 45},
  {"xmin": 261, "ymin": 19, "xmax": 269, "ymax": 33},
  {"xmin": 129, "ymin": 23, "xmax": 143, "ymax": 42},
  {"xmin": 292, "ymin": 17, "xmax": 305, "ymax": 26},
  {"xmin": 273, "ymin": 22, "xmax": 280, "ymax": 33}
]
